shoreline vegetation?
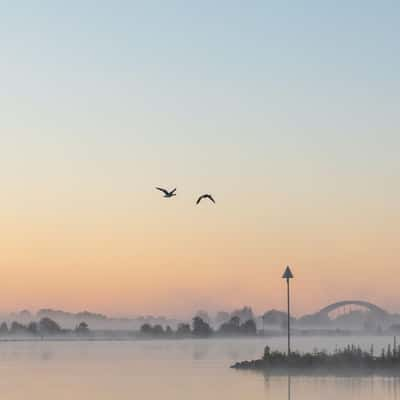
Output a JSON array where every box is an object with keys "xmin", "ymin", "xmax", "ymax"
[
  {"xmin": 4, "ymin": 305, "xmax": 400, "ymax": 339},
  {"xmin": 0, "ymin": 318, "xmax": 91, "ymax": 339},
  {"xmin": 0, "ymin": 316, "xmax": 257, "ymax": 340},
  {"xmin": 231, "ymin": 343, "xmax": 400, "ymax": 376},
  {"xmin": 1, "ymin": 315, "xmax": 400, "ymax": 341}
]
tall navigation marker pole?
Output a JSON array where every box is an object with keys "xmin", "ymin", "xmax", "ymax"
[{"xmin": 282, "ymin": 266, "xmax": 294, "ymax": 356}]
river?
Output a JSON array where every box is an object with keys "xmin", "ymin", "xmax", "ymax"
[{"xmin": 0, "ymin": 336, "xmax": 399, "ymax": 399}]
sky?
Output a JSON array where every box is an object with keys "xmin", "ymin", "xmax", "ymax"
[{"xmin": 0, "ymin": 1, "xmax": 399, "ymax": 318}]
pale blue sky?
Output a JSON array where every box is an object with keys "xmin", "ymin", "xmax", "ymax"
[
  {"xmin": 1, "ymin": 2, "xmax": 398, "ymax": 169},
  {"xmin": 1, "ymin": 2, "xmax": 398, "ymax": 210}
]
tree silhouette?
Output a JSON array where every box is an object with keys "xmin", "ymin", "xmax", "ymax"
[
  {"xmin": 240, "ymin": 319, "xmax": 257, "ymax": 335},
  {"xmin": 27, "ymin": 322, "xmax": 38, "ymax": 335},
  {"xmin": 140, "ymin": 323, "xmax": 152, "ymax": 335},
  {"xmin": 75, "ymin": 322, "xmax": 90, "ymax": 335},
  {"xmin": 176, "ymin": 323, "xmax": 191, "ymax": 337},
  {"xmin": 0, "ymin": 322, "xmax": 8, "ymax": 335},
  {"xmin": 39, "ymin": 318, "xmax": 61, "ymax": 335},
  {"xmin": 192, "ymin": 317, "xmax": 212, "ymax": 337},
  {"xmin": 10, "ymin": 321, "xmax": 27, "ymax": 334}
]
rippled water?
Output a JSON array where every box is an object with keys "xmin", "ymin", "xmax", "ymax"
[{"xmin": 0, "ymin": 336, "xmax": 399, "ymax": 399}]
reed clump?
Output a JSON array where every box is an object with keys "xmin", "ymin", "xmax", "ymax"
[{"xmin": 231, "ymin": 344, "xmax": 400, "ymax": 375}]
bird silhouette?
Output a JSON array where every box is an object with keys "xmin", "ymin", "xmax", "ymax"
[
  {"xmin": 156, "ymin": 187, "xmax": 177, "ymax": 198},
  {"xmin": 196, "ymin": 194, "xmax": 215, "ymax": 205}
]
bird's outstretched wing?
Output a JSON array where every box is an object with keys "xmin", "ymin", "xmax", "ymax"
[
  {"xmin": 196, "ymin": 195, "xmax": 205, "ymax": 205},
  {"xmin": 170, "ymin": 188, "xmax": 177, "ymax": 194},
  {"xmin": 207, "ymin": 195, "xmax": 215, "ymax": 203},
  {"xmin": 156, "ymin": 187, "xmax": 169, "ymax": 195}
]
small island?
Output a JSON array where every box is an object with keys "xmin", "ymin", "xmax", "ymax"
[{"xmin": 231, "ymin": 344, "xmax": 400, "ymax": 376}]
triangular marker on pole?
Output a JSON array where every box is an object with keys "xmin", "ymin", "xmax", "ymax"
[{"xmin": 282, "ymin": 266, "xmax": 294, "ymax": 279}]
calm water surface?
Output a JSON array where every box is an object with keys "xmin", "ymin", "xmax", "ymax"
[{"xmin": 0, "ymin": 337, "xmax": 399, "ymax": 399}]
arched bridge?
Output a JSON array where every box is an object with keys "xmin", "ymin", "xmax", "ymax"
[{"xmin": 319, "ymin": 300, "xmax": 388, "ymax": 316}]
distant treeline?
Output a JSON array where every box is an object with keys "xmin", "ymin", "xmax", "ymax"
[
  {"xmin": 140, "ymin": 316, "xmax": 257, "ymax": 338},
  {"xmin": 0, "ymin": 318, "xmax": 90, "ymax": 337}
]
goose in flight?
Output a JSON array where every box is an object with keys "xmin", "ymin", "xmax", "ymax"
[
  {"xmin": 196, "ymin": 194, "xmax": 215, "ymax": 205},
  {"xmin": 156, "ymin": 187, "xmax": 177, "ymax": 198}
]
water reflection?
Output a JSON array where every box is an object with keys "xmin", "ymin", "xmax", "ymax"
[
  {"xmin": 40, "ymin": 350, "xmax": 53, "ymax": 361},
  {"xmin": 261, "ymin": 374, "xmax": 400, "ymax": 400},
  {"xmin": 1, "ymin": 338, "xmax": 400, "ymax": 399}
]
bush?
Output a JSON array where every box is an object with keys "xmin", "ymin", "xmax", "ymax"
[
  {"xmin": 39, "ymin": 318, "xmax": 61, "ymax": 335},
  {"xmin": 192, "ymin": 317, "xmax": 212, "ymax": 337}
]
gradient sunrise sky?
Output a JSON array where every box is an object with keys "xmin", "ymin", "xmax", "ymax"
[{"xmin": 1, "ymin": 1, "xmax": 399, "ymax": 317}]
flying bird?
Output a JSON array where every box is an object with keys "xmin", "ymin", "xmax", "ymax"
[
  {"xmin": 196, "ymin": 194, "xmax": 215, "ymax": 205},
  {"xmin": 156, "ymin": 187, "xmax": 177, "ymax": 198}
]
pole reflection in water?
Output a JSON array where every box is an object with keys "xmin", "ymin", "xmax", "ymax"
[{"xmin": 264, "ymin": 373, "xmax": 292, "ymax": 399}]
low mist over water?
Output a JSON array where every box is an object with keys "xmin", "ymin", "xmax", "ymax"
[{"xmin": 0, "ymin": 337, "xmax": 399, "ymax": 399}]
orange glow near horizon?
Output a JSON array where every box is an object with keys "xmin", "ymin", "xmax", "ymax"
[{"xmin": 1, "ymin": 177, "xmax": 398, "ymax": 318}]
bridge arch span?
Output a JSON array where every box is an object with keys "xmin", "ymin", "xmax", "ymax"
[{"xmin": 319, "ymin": 300, "xmax": 387, "ymax": 316}]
